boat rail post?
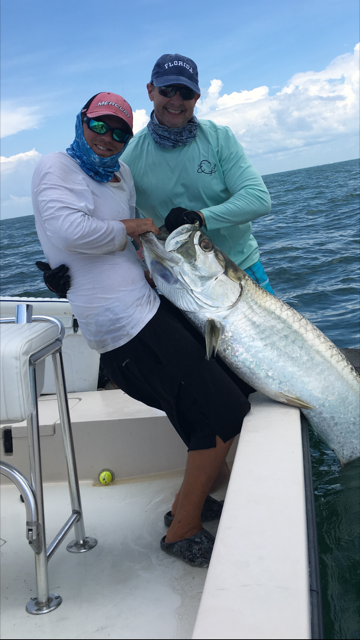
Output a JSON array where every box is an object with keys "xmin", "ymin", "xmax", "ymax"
[
  {"xmin": 14, "ymin": 304, "xmax": 62, "ymax": 615},
  {"xmin": 51, "ymin": 349, "xmax": 97, "ymax": 553},
  {"xmin": 25, "ymin": 362, "xmax": 62, "ymax": 614}
]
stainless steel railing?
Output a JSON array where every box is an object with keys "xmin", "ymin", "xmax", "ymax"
[{"xmin": 0, "ymin": 304, "xmax": 97, "ymax": 615}]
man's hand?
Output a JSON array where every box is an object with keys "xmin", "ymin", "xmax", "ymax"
[
  {"xmin": 122, "ymin": 218, "xmax": 160, "ymax": 246},
  {"xmin": 35, "ymin": 261, "xmax": 70, "ymax": 298},
  {"xmin": 165, "ymin": 207, "xmax": 204, "ymax": 233}
]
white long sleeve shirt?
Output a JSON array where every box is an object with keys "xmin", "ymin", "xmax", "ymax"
[{"xmin": 32, "ymin": 152, "xmax": 159, "ymax": 353}]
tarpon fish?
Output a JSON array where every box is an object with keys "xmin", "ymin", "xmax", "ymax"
[{"xmin": 141, "ymin": 224, "xmax": 360, "ymax": 465}]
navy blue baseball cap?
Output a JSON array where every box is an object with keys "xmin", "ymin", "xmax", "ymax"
[{"xmin": 150, "ymin": 54, "xmax": 200, "ymax": 94}]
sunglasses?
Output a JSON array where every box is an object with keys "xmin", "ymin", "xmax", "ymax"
[
  {"xmin": 158, "ymin": 85, "xmax": 198, "ymax": 101},
  {"xmin": 83, "ymin": 116, "xmax": 132, "ymax": 143}
]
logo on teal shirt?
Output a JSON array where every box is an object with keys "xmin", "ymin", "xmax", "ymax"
[{"xmin": 197, "ymin": 160, "xmax": 217, "ymax": 175}]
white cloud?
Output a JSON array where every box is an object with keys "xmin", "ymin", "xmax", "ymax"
[
  {"xmin": 0, "ymin": 104, "xmax": 42, "ymax": 138},
  {"xmin": 133, "ymin": 109, "xmax": 149, "ymax": 134},
  {"xmin": 1, "ymin": 149, "xmax": 42, "ymax": 219},
  {"xmin": 218, "ymin": 85, "xmax": 269, "ymax": 108},
  {"xmin": 1, "ymin": 148, "xmax": 42, "ymax": 170},
  {"xmin": 196, "ymin": 43, "xmax": 359, "ymax": 162}
]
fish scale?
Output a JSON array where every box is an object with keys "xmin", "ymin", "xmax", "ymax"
[{"xmin": 141, "ymin": 225, "xmax": 360, "ymax": 465}]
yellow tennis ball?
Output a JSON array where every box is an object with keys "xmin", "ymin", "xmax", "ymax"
[{"xmin": 99, "ymin": 470, "xmax": 113, "ymax": 485}]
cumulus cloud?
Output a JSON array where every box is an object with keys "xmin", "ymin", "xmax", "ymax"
[
  {"xmin": 1, "ymin": 104, "xmax": 42, "ymax": 138},
  {"xmin": 133, "ymin": 108, "xmax": 149, "ymax": 134},
  {"xmin": 1, "ymin": 149, "xmax": 42, "ymax": 219},
  {"xmin": 1, "ymin": 148, "xmax": 41, "ymax": 170},
  {"xmin": 196, "ymin": 43, "xmax": 359, "ymax": 159}
]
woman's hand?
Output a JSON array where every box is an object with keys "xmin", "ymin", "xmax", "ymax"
[{"xmin": 122, "ymin": 218, "xmax": 159, "ymax": 245}]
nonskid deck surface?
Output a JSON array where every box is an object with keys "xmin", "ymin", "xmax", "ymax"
[{"xmin": 1, "ymin": 476, "xmax": 224, "ymax": 639}]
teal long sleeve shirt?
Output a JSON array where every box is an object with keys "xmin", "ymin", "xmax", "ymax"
[{"xmin": 122, "ymin": 119, "xmax": 271, "ymax": 270}]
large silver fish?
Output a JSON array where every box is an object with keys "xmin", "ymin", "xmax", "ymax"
[{"xmin": 141, "ymin": 224, "xmax": 360, "ymax": 465}]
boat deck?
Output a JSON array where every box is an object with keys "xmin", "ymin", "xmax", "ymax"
[
  {"xmin": 1, "ymin": 390, "xmax": 312, "ymax": 639},
  {"xmin": 1, "ymin": 474, "xmax": 224, "ymax": 639}
]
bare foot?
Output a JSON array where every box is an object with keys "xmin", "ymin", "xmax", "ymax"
[
  {"xmin": 169, "ymin": 461, "xmax": 230, "ymax": 520},
  {"xmin": 208, "ymin": 460, "xmax": 231, "ymax": 493},
  {"xmin": 170, "ymin": 490, "xmax": 181, "ymax": 516}
]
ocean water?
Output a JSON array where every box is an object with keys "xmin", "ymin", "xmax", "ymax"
[{"xmin": 1, "ymin": 157, "xmax": 359, "ymax": 638}]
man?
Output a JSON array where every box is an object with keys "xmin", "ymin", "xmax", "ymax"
[
  {"xmin": 121, "ymin": 53, "xmax": 272, "ymax": 490},
  {"xmin": 32, "ymin": 92, "xmax": 253, "ymax": 568},
  {"xmin": 122, "ymin": 53, "xmax": 273, "ymax": 294}
]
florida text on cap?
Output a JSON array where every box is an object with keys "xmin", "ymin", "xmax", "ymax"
[{"xmin": 151, "ymin": 54, "xmax": 200, "ymax": 94}]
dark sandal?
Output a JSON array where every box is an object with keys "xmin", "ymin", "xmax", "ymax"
[
  {"xmin": 160, "ymin": 529, "xmax": 215, "ymax": 567},
  {"xmin": 164, "ymin": 495, "xmax": 224, "ymax": 528}
]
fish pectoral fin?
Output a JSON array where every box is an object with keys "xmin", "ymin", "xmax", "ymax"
[
  {"xmin": 205, "ymin": 319, "xmax": 223, "ymax": 360},
  {"xmin": 277, "ymin": 392, "xmax": 314, "ymax": 410}
]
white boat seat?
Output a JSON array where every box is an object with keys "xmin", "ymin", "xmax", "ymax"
[{"xmin": 0, "ymin": 323, "xmax": 59, "ymax": 424}]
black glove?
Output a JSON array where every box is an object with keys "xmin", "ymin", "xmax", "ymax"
[
  {"xmin": 165, "ymin": 207, "xmax": 203, "ymax": 233},
  {"xmin": 35, "ymin": 261, "xmax": 71, "ymax": 298}
]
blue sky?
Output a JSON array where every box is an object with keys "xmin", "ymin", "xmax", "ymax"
[{"xmin": 1, "ymin": 0, "xmax": 359, "ymax": 219}]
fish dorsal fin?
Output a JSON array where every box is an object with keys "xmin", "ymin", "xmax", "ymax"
[
  {"xmin": 205, "ymin": 319, "xmax": 223, "ymax": 360},
  {"xmin": 277, "ymin": 392, "xmax": 313, "ymax": 410}
]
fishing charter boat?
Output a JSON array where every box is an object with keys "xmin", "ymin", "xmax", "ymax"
[{"xmin": 2, "ymin": 294, "xmax": 346, "ymax": 640}]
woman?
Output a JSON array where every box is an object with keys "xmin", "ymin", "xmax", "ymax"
[{"xmin": 32, "ymin": 92, "xmax": 253, "ymax": 567}]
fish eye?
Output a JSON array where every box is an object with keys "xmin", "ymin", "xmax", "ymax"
[{"xmin": 200, "ymin": 238, "xmax": 213, "ymax": 252}]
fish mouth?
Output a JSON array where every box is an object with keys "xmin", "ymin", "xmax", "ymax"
[
  {"xmin": 155, "ymin": 225, "xmax": 171, "ymax": 242},
  {"xmin": 140, "ymin": 232, "xmax": 179, "ymax": 270},
  {"xmin": 164, "ymin": 224, "xmax": 199, "ymax": 253},
  {"xmin": 140, "ymin": 224, "xmax": 195, "ymax": 266}
]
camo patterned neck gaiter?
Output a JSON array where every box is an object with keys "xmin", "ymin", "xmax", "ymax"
[{"xmin": 147, "ymin": 110, "xmax": 198, "ymax": 148}]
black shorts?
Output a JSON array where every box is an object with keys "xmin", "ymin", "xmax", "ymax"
[{"xmin": 100, "ymin": 297, "xmax": 253, "ymax": 451}]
